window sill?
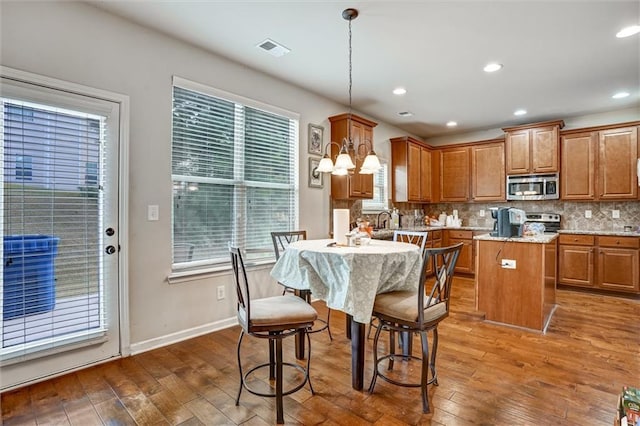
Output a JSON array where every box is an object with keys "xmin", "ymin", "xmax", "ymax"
[{"xmin": 167, "ymin": 259, "xmax": 275, "ymax": 285}]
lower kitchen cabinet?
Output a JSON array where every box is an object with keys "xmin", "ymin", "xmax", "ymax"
[
  {"xmin": 445, "ymin": 229, "xmax": 474, "ymax": 274},
  {"xmin": 558, "ymin": 234, "xmax": 640, "ymax": 294},
  {"xmin": 426, "ymin": 230, "xmax": 442, "ymax": 276}
]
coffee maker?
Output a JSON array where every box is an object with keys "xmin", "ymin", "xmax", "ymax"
[{"xmin": 490, "ymin": 207, "xmax": 526, "ymax": 237}]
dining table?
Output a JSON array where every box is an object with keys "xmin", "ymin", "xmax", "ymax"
[{"xmin": 270, "ymin": 238, "xmax": 422, "ymax": 390}]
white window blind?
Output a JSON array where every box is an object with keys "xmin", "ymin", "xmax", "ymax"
[
  {"xmin": 171, "ymin": 78, "xmax": 298, "ymax": 267},
  {"xmin": 362, "ymin": 161, "xmax": 389, "ymax": 212},
  {"xmin": 1, "ymin": 98, "xmax": 108, "ymax": 357}
]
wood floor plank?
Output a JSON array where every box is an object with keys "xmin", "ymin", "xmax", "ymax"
[{"xmin": 2, "ymin": 278, "xmax": 638, "ymax": 425}]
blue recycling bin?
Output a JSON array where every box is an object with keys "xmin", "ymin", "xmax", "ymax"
[{"xmin": 3, "ymin": 235, "xmax": 60, "ymax": 320}]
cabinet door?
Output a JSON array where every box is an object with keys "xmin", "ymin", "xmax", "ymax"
[
  {"xmin": 531, "ymin": 126, "xmax": 559, "ymax": 173},
  {"xmin": 448, "ymin": 237, "xmax": 473, "ymax": 274},
  {"xmin": 561, "ymin": 132, "xmax": 596, "ymax": 200},
  {"xmin": 407, "ymin": 143, "xmax": 421, "ymax": 201},
  {"xmin": 471, "ymin": 143, "xmax": 505, "ymax": 201},
  {"xmin": 440, "ymin": 147, "xmax": 470, "ymax": 201},
  {"xmin": 597, "ymin": 247, "xmax": 639, "ymax": 292},
  {"xmin": 598, "ymin": 126, "xmax": 638, "ymax": 200},
  {"xmin": 420, "ymin": 146, "xmax": 432, "ymax": 202},
  {"xmin": 357, "ymin": 124, "xmax": 374, "ymax": 197},
  {"xmin": 558, "ymin": 245, "xmax": 594, "ymax": 287},
  {"xmin": 505, "ymin": 130, "xmax": 530, "ymax": 174}
]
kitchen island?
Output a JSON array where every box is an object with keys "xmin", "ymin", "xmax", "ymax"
[{"xmin": 474, "ymin": 233, "xmax": 558, "ymax": 332}]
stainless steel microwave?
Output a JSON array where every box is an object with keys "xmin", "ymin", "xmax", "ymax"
[{"xmin": 506, "ymin": 173, "xmax": 559, "ymax": 200}]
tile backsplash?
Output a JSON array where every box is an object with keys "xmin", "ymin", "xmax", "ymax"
[{"xmin": 357, "ymin": 200, "xmax": 640, "ymax": 232}]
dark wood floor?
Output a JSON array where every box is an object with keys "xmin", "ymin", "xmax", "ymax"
[{"xmin": 2, "ymin": 277, "xmax": 639, "ymax": 425}]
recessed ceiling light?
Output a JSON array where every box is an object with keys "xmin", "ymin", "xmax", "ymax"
[
  {"xmin": 446, "ymin": 121, "xmax": 458, "ymax": 127},
  {"xmin": 398, "ymin": 111, "xmax": 413, "ymax": 117},
  {"xmin": 616, "ymin": 25, "xmax": 640, "ymax": 38},
  {"xmin": 514, "ymin": 109, "xmax": 527, "ymax": 116},
  {"xmin": 483, "ymin": 63, "xmax": 503, "ymax": 73},
  {"xmin": 612, "ymin": 91, "xmax": 630, "ymax": 99},
  {"xmin": 393, "ymin": 87, "xmax": 407, "ymax": 95}
]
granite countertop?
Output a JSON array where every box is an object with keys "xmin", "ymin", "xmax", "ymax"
[
  {"xmin": 474, "ymin": 233, "xmax": 559, "ymax": 244},
  {"xmin": 371, "ymin": 226, "xmax": 493, "ymax": 240},
  {"xmin": 558, "ymin": 229, "xmax": 640, "ymax": 237}
]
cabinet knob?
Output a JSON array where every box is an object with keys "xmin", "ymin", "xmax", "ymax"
[{"xmin": 573, "ymin": 238, "xmax": 578, "ymax": 242}]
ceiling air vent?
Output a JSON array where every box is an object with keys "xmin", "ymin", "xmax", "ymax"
[
  {"xmin": 398, "ymin": 111, "xmax": 413, "ymax": 117},
  {"xmin": 257, "ymin": 38, "xmax": 291, "ymax": 57}
]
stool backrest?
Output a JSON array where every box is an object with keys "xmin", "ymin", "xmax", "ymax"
[
  {"xmin": 229, "ymin": 245, "xmax": 251, "ymax": 331},
  {"xmin": 393, "ymin": 230, "xmax": 429, "ymax": 257},
  {"xmin": 271, "ymin": 230, "xmax": 307, "ymax": 260},
  {"xmin": 418, "ymin": 243, "xmax": 463, "ymax": 325}
]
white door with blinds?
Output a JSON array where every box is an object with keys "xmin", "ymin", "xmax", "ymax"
[{"xmin": 0, "ymin": 70, "xmax": 124, "ymax": 390}]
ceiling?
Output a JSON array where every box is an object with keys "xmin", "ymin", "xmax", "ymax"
[{"xmin": 89, "ymin": 1, "xmax": 640, "ymax": 139}]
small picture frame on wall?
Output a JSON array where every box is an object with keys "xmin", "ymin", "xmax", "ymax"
[
  {"xmin": 308, "ymin": 123, "xmax": 324, "ymax": 155},
  {"xmin": 308, "ymin": 157, "xmax": 323, "ymax": 188}
]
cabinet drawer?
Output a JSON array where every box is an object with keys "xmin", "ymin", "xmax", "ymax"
[
  {"xmin": 429, "ymin": 230, "xmax": 442, "ymax": 241},
  {"xmin": 558, "ymin": 234, "xmax": 595, "ymax": 246},
  {"xmin": 597, "ymin": 236, "xmax": 640, "ymax": 249},
  {"xmin": 447, "ymin": 230, "xmax": 473, "ymax": 240}
]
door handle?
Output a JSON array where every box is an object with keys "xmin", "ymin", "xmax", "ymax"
[{"xmin": 105, "ymin": 245, "xmax": 117, "ymax": 255}]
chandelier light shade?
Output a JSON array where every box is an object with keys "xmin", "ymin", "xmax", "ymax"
[{"xmin": 318, "ymin": 8, "xmax": 382, "ymax": 176}]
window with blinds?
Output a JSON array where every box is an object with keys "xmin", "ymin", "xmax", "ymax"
[
  {"xmin": 171, "ymin": 77, "xmax": 299, "ymax": 268},
  {"xmin": 362, "ymin": 162, "xmax": 389, "ymax": 212}
]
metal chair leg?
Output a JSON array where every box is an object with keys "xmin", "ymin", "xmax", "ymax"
[
  {"xmin": 275, "ymin": 338, "xmax": 284, "ymax": 424},
  {"xmin": 430, "ymin": 327, "xmax": 439, "ymax": 386},
  {"xmin": 235, "ymin": 331, "xmax": 245, "ymax": 405},
  {"xmin": 419, "ymin": 330, "xmax": 431, "ymax": 414}
]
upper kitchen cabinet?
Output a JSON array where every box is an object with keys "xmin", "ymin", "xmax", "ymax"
[
  {"xmin": 503, "ymin": 120, "xmax": 564, "ymax": 174},
  {"xmin": 561, "ymin": 123, "xmax": 639, "ymax": 200},
  {"xmin": 328, "ymin": 113, "xmax": 378, "ymax": 200},
  {"xmin": 390, "ymin": 136, "xmax": 432, "ymax": 203},
  {"xmin": 598, "ymin": 126, "xmax": 638, "ymax": 200},
  {"xmin": 439, "ymin": 146, "xmax": 470, "ymax": 202},
  {"xmin": 471, "ymin": 141, "xmax": 505, "ymax": 201}
]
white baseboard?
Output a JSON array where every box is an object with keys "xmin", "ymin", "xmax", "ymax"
[{"xmin": 129, "ymin": 316, "xmax": 238, "ymax": 355}]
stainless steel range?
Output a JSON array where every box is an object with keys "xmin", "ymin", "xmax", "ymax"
[{"xmin": 524, "ymin": 212, "xmax": 561, "ymax": 233}]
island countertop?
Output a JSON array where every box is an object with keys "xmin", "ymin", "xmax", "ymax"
[{"xmin": 474, "ymin": 233, "xmax": 559, "ymax": 244}]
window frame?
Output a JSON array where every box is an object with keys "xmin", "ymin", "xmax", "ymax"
[
  {"xmin": 362, "ymin": 160, "xmax": 389, "ymax": 213},
  {"xmin": 170, "ymin": 76, "xmax": 299, "ymax": 274}
]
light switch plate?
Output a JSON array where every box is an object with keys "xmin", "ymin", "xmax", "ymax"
[
  {"xmin": 148, "ymin": 205, "xmax": 159, "ymax": 221},
  {"xmin": 612, "ymin": 210, "xmax": 620, "ymax": 219},
  {"xmin": 585, "ymin": 210, "xmax": 592, "ymax": 218}
]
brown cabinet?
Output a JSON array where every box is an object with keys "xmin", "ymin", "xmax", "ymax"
[
  {"xmin": 561, "ymin": 132, "xmax": 597, "ymax": 200},
  {"xmin": 503, "ymin": 120, "xmax": 564, "ymax": 175},
  {"xmin": 561, "ymin": 124, "xmax": 638, "ymax": 201},
  {"xmin": 598, "ymin": 126, "xmax": 638, "ymax": 200},
  {"xmin": 597, "ymin": 236, "xmax": 640, "ymax": 292},
  {"xmin": 439, "ymin": 147, "xmax": 470, "ymax": 202},
  {"xmin": 390, "ymin": 136, "xmax": 432, "ymax": 203},
  {"xmin": 558, "ymin": 234, "xmax": 595, "ymax": 288},
  {"xmin": 445, "ymin": 229, "xmax": 474, "ymax": 274},
  {"xmin": 471, "ymin": 141, "xmax": 505, "ymax": 201},
  {"xmin": 425, "ymin": 230, "xmax": 442, "ymax": 276},
  {"xmin": 328, "ymin": 114, "xmax": 377, "ymax": 200},
  {"xmin": 558, "ymin": 233, "xmax": 639, "ymax": 294}
]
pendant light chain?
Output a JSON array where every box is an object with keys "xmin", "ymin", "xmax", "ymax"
[{"xmin": 347, "ymin": 13, "xmax": 353, "ymax": 144}]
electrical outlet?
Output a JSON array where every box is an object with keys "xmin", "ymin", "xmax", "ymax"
[
  {"xmin": 501, "ymin": 259, "xmax": 516, "ymax": 269},
  {"xmin": 217, "ymin": 285, "xmax": 225, "ymax": 300},
  {"xmin": 612, "ymin": 210, "xmax": 620, "ymax": 219},
  {"xmin": 147, "ymin": 205, "xmax": 159, "ymax": 221},
  {"xmin": 584, "ymin": 210, "xmax": 592, "ymax": 218},
  {"xmin": 479, "ymin": 209, "xmax": 486, "ymax": 217}
]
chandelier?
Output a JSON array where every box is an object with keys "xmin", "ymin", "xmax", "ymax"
[{"xmin": 316, "ymin": 8, "xmax": 381, "ymax": 176}]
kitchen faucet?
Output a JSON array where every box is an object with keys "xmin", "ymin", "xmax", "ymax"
[{"xmin": 377, "ymin": 211, "xmax": 392, "ymax": 230}]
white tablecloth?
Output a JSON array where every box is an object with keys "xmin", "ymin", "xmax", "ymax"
[{"xmin": 270, "ymin": 239, "xmax": 422, "ymax": 323}]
